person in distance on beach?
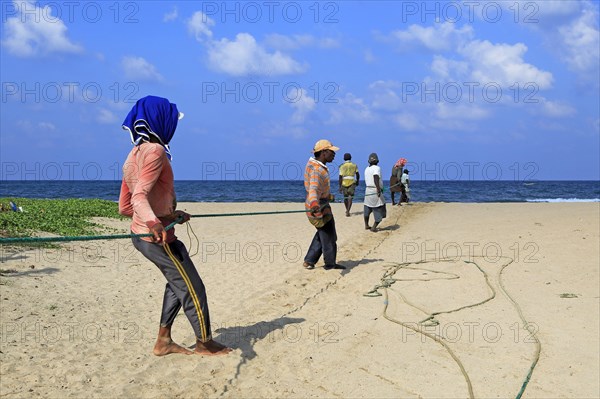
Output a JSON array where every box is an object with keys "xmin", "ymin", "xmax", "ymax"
[
  {"xmin": 338, "ymin": 152, "xmax": 360, "ymax": 217},
  {"xmin": 390, "ymin": 159, "xmax": 405, "ymax": 205},
  {"xmin": 364, "ymin": 153, "xmax": 386, "ymax": 232},
  {"xmin": 400, "ymin": 169, "xmax": 411, "ymax": 205},
  {"xmin": 303, "ymin": 139, "xmax": 346, "ymax": 270},
  {"xmin": 118, "ymin": 95, "xmax": 231, "ymax": 356}
]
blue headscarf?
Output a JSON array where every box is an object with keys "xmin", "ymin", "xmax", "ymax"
[{"xmin": 122, "ymin": 95, "xmax": 181, "ymax": 160}]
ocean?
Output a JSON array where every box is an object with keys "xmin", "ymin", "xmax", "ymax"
[{"xmin": 1, "ymin": 180, "xmax": 598, "ymax": 203}]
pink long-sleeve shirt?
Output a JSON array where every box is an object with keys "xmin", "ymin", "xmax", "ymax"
[{"xmin": 118, "ymin": 142, "xmax": 177, "ymax": 243}]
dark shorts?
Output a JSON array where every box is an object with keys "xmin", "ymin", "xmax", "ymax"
[
  {"xmin": 364, "ymin": 204, "xmax": 387, "ymax": 223},
  {"xmin": 342, "ymin": 184, "xmax": 356, "ymax": 197}
]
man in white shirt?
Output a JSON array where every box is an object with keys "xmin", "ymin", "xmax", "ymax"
[
  {"xmin": 363, "ymin": 153, "xmax": 386, "ymax": 232},
  {"xmin": 400, "ymin": 169, "xmax": 410, "ymax": 204}
]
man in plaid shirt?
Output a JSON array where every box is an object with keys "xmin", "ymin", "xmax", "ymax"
[{"xmin": 303, "ymin": 139, "xmax": 346, "ymax": 270}]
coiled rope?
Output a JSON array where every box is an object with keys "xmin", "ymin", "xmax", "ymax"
[{"xmin": 364, "ymin": 257, "xmax": 540, "ymax": 399}]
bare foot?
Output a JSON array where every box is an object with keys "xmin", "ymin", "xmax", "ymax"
[
  {"xmin": 365, "ymin": 225, "xmax": 371, "ymax": 230},
  {"xmin": 195, "ymin": 339, "xmax": 232, "ymax": 356},
  {"xmin": 153, "ymin": 337, "xmax": 193, "ymax": 356}
]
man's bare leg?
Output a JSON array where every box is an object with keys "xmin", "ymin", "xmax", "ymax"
[
  {"xmin": 371, "ymin": 221, "xmax": 380, "ymax": 232},
  {"xmin": 153, "ymin": 326, "xmax": 193, "ymax": 356},
  {"xmin": 195, "ymin": 339, "xmax": 232, "ymax": 356}
]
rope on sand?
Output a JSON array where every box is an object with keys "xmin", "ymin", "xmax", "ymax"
[{"xmin": 364, "ymin": 256, "xmax": 540, "ymax": 399}]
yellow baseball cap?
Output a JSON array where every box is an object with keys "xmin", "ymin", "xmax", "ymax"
[{"xmin": 313, "ymin": 139, "xmax": 340, "ymax": 153}]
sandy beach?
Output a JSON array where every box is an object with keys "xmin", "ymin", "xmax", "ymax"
[{"xmin": 1, "ymin": 201, "xmax": 598, "ymax": 398}]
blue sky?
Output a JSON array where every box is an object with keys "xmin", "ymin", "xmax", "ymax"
[{"xmin": 1, "ymin": 0, "xmax": 599, "ymax": 181}]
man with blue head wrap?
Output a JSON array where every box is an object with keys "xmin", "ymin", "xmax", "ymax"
[{"xmin": 119, "ymin": 95, "xmax": 231, "ymax": 356}]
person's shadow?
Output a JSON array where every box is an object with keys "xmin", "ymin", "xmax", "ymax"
[
  {"xmin": 0, "ymin": 267, "xmax": 60, "ymax": 277},
  {"xmin": 376, "ymin": 224, "xmax": 400, "ymax": 232},
  {"xmin": 1, "ymin": 249, "xmax": 31, "ymax": 263},
  {"xmin": 337, "ymin": 258, "xmax": 383, "ymax": 276},
  {"xmin": 213, "ymin": 316, "xmax": 304, "ymax": 390},
  {"xmin": 215, "ymin": 316, "xmax": 304, "ymax": 359}
]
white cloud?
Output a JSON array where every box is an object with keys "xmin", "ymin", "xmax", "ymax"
[
  {"xmin": 430, "ymin": 55, "xmax": 469, "ymax": 80},
  {"xmin": 425, "ymin": 40, "xmax": 554, "ymax": 90},
  {"xmin": 385, "ymin": 20, "xmax": 553, "ymax": 91},
  {"xmin": 121, "ymin": 56, "xmax": 163, "ymax": 81},
  {"xmin": 2, "ymin": 0, "xmax": 82, "ymax": 57},
  {"xmin": 97, "ymin": 109, "xmax": 119, "ymax": 124},
  {"xmin": 390, "ymin": 102, "xmax": 490, "ymax": 134},
  {"xmin": 592, "ymin": 118, "xmax": 600, "ymax": 133},
  {"xmin": 164, "ymin": 7, "xmax": 178, "ymax": 22},
  {"xmin": 207, "ymin": 33, "xmax": 306, "ymax": 76},
  {"xmin": 500, "ymin": 1, "xmax": 599, "ymax": 84},
  {"xmin": 364, "ymin": 49, "xmax": 375, "ymax": 63},
  {"xmin": 393, "ymin": 113, "xmax": 422, "ymax": 131},
  {"xmin": 558, "ymin": 6, "xmax": 600, "ymax": 74},
  {"xmin": 37, "ymin": 121, "xmax": 56, "ymax": 130},
  {"xmin": 289, "ymin": 88, "xmax": 316, "ymax": 124},
  {"xmin": 17, "ymin": 120, "xmax": 56, "ymax": 132},
  {"xmin": 539, "ymin": 99, "xmax": 576, "ymax": 118},
  {"xmin": 327, "ymin": 93, "xmax": 373, "ymax": 124},
  {"xmin": 187, "ymin": 11, "xmax": 307, "ymax": 77},
  {"xmin": 368, "ymin": 80, "xmax": 402, "ymax": 111},
  {"xmin": 390, "ymin": 23, "xmax": 473, "ymax": 52},
  {"xmin": 458, "ymin": 40, "xmax": 553, "ymax": 89},
  {"xmin": 260, "ymin": 122, "xmax": 309, "ymax": 140},
  {"xmin": 435, "ymin": 103, "xmax": 490, "ymax": 121},
  {"xmin": 187, "ymin": 11, "xmax": 214, "ymax": 42},
  {"xmin": 319, "ymin": 38, "xmax": 340, "ymax": 49},
  {"xmin": 264, "ymin": 34, "xmax": 340, "ymax": 50},
  {"xmin": 532, "ymin": 0, "xmax": 582, "ymax": 17},
  {"xmin": 501, "ymin": 0, "xmax": 581, "ymax": 22},
  {"xmin": 16, "ymin": 120, "xmax": 33, "ymax": 131}
]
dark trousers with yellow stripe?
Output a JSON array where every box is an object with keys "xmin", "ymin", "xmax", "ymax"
[{"xmin": 132, "ymin": 236, "xmax": 212, "ymax": 342}]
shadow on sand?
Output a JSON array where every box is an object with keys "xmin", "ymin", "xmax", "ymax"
[{"xmin": 213, "ymin": 316, "xmax": 305, "ymax": 393}]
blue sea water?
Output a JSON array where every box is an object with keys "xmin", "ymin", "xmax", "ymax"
[{"xmin": 1, "ymin": 180, "xmax": 598, "ymax": 203}]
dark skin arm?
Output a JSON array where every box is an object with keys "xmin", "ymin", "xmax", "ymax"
[
  {"xmin": 374, "ymin": 174, "xmax": 382, "ymax": 197},
  {"xmin": 149, "ymin": 210, "xmax": 191, "ymax": 245},
  {"xmin": 149, "ymin": 222, "xmax": 167, "ymax": 244}
]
